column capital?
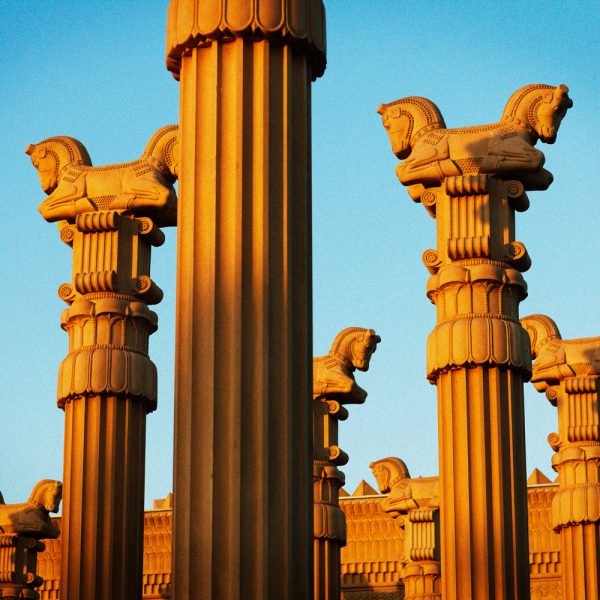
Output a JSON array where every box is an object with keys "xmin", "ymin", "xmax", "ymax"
[
  {"xmin": 379, "ymin": 83, "xmax": 572, "ymax": 194},
  {"xmin": 166, "ymin": 0, "xmax": 326, "ymax": 80}
]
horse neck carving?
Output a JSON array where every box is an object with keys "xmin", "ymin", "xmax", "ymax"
[
  {"xmin": 521, "ymin": 314, "xmax": 562, "ymax": 357},
  {"xmin": 378, "ymin": 97, "xmax": 446, "ymax": 158},
  {"xmin": 501, "ymin": 84, "xmax": 572, "ymax": 142},
  {"xmin": 141, "ymin": 124, "xmax": 179, "ymax": 177}
]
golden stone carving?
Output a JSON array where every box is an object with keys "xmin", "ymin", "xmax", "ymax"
[
  {"xmin": 0, "ymin": 482, "xmax": 62, "ymax": 600},
  {"xmin": 522, "ymin": 314, "xmax": 600, "ymax": 599},
  {"xmin": 313, "ymin": 328, "xmax": 380, "ymax": 600},
  {"xmin": 166, "ymin": 0, "xmax": 326, "ymax": 80},
  {"xmin": 313, "ymin": 327, "xmax": 381, "ymax": 403},
  {"xmin": 26, "ymin": 125, "xmax": 178, "ymax": 227},
  {"xmin": 379, "ymin": 83, "xmax": 571, "ymax": 600},
  {"xmin": 0, "ymin": 482, "xmax": 62, "ymax": 540},
  {"xmin": 379, "ymin": 84, "xmax": 572, "ymax": 191},
  {"xmin": 371, "ymin": 458, "xmax": 440, "ymax": 600}
]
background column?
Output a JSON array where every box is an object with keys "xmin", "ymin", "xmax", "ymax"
[
  {"xmin": 165, "ymin": 2, "xmax": 326, "ymax": 598},
  {"xmin": 522, "ymin": 314, "xmax": 600, "ymax": 600}
]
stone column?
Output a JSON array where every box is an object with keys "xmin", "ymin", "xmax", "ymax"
[
  {"xmin": 165, "ymin": 2, "xmax": 326, "ymax": 598},
  {"xmin": 313, "ymin": 328, "xmax": 380, "ymax": 600},
  {"xmin": 0, "ymin": 480, "xmax": 62, "ymax": 600},
  {"xmin": 371, "ymin": 458, "xmax": 441, "ymax": 600},
  {"xmin": 378, "ymin": 84, "xmax": 572, "ymax": 599},
  {"xmin": 27, "ymin": 127, "xmax": 177, "ymax": 600},
  {"xmin": 521, "ymin": 314, "xmax": 600, "ymax": 600}
]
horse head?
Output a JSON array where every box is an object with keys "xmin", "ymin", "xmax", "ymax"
[
  {"xmin": 26, "ymin": 136, "xmax": 91, "ymax": 194},
  {"xmin": 535, "ymin": 84, "xmax": 573, "ymax": 144},
  {"xmin": 29, "ymin": 479, "xmax": 62, "ymax": 513},
  {"xmin": 369, "ymin": 457, "xmax": 410, "ymax": 494},
  {"xmin": 330, "ymin": 327, "xmax": 381, "ymax": 372},
  {"xmin": 378, "ymin": 97, "xmax": 445, "ymax": 159},
  {"xmin": 503, "ymin": 84, "xmax": 572, "ymax": 144}
]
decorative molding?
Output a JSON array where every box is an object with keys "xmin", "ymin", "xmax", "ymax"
[{"xmin": 166, "ymin": 0, "xmax": 326, "ymax": 80}]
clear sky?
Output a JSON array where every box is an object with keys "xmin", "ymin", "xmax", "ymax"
[{"xmin": 1, "ymin": 1, "xmax": 599, "ymax": 507}]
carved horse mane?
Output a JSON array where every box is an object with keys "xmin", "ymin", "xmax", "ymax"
[
  {"xmin": 369, "ymin": 457, "xmax": 411, "ymax": 494},
  {"xmin": 25, "ymin": 124, "xmax": 179, "ymax": 195},
  {"xmin": 378, "ymin": 84, "xmax": 572, "ymax": 160},
  {"xmin": 329, "ymin": 327, "xmax": 381, "ymax": 371},
  {"xmin": 520, "ymin": 314, "xmax": 562, "ymax": 358}
]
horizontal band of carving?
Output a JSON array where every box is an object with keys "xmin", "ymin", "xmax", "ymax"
[
  {"xmin": 428, "ymin": 262, "xmax": 527, "ymax": 291},
  {"xmin": 409, "ymin": 508, "xmax": 437, "ymax": 523},
  {"xmin": 565, "ymin": 376, "xmax": 599, "ymax": 393},
  {"xmin": 552, "ymin": 482, "xmax": 600, "ymax": 528},
  {"xmin": 57, "ymin": 347, "xmax": 157, "ymax": 409},
  {"xmin": 427, "ymin": 315, "xmax": 531, "ymax": 380},
  {"xmin": 76, "ymin": 211, "xmax": 120, "ymax": 232},
  {"xmin": 447, "ymin": 235, "xmax": 490, "ymax": 260},
  {"xmin": 410, "ymin": 546, "xmax": 436, "ymax": 562},
  {"xmin": 568, "ymin": 425, "xmax": 599, "ymax": 443},
  {"xmin": 166, "ymin": 0, "xmax": 326, "ymax": 79},
  {"xmin": 313, "ymin": 502, "xmax": 346, "ymax": 542},
  {"xmin": 74, "ymin": 270, "xmax": 117, "ymax": 294},
  {"xmin": 445, "ymin": 174, "xmax": 488, "ymax": 196},
  {"xmin": 402, "ymin": 561, "xmax": 441, "ymax": 577},
  {"xmin": 61, "ymin": 297, "xmax": 158, "ymax": 328}
]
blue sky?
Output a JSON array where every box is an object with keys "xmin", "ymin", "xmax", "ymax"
[{"xmin": 1, "ymin": 1, "xmax": 599, "ymax": 506}]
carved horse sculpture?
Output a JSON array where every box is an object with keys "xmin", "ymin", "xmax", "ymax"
[
  {"xmin": 521, "ymin": 314, "xmax": 600, "ymax": 392},
  {"xmin": 0, "ymin": 480, "xmax": 62, "ymax": 539},
  {"xmin": 369, "ymin": 457, "xmax": 410, "ymax": 494},
  {"xmin": 26, "ymin": 125, "xmax": 179, "ymax": 227},
  {"xmin": 313, "ymin": 327, "xmax": 381, "ymax": 404},
  {"xmin": 378, "ymin": 84, "xmax": 572, "ymax": 190}
]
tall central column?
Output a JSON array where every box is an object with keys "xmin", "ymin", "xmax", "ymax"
[
  {"xmin": 378, "ymin": 83, "xmax": 572, "ymax": 599},
  {"xmin": 166, "ymin": 2, "xmax": 326, "ymax": 598}
]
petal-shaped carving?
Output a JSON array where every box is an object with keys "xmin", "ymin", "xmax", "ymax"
[
  {"xmin": 197, "ymin": 0, "xmax": 223, "ymax": 37},
  {"xmin": 110, "ymin": 349, "xmax": 127, "ymax": 393},
  {"xmin": 491, "ymin": 318, "xmax": 509, "ymax": 364},
  {"xmin": 256, "ymin": 0, "xmax": 284, "ymax": 32},
  {"xmin": 225, "ymin": 0, "xmax": 255, "ymax": 32},
  {"xmin": 73, "ymin": 350, "xmax": 92, "ymax": 395},
  {"xmin": 90, "ymin": 349, "xmax": 110, "ymax": 394},
  {"xmin": 470, "ymin": 318, "xmax": 489, "ymax": 365},
  {"xmin": 286, "ymin": 0, "xmax": 309, "ymax": 38},
  {"xmin": 452, "ymin": 319, "xmax": 470, "ymax": 366}
]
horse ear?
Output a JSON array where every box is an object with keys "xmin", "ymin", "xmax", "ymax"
[
  {"xmin": 25, "ymin": 144, "xmax": 35, "ymax": 156},
  {"xmin": 376, "ymin": 104, "xmax": 385, "ymax": 115}
]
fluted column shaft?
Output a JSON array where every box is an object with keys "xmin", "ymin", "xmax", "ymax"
[{"xmin": 167, "ymin": 2, "xmax": 326, "ymax": 597}]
